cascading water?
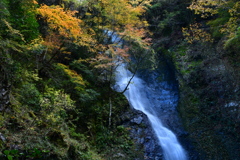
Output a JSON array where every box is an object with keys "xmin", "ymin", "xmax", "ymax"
[
  {"xmin": 114, "ymin": 63, "xmax": 187, "ymax": 160},
  {"xmin": 105, "ymin": 30, "xmax": 188, "ymax": 159}
]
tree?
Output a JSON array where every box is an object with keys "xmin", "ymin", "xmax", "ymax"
[
  {"xmin": 187, "ymin": 0, "xmax": 240, "ymax": 48},
  {"xmin": 37, "ymin": 4, "xmax": 95, "ymax": 47},
  {"xmin": 37, "ymin": 4, "xmax": 97, "ymax": 72},
  {"xmin": 8, "ymin": 0, "xmax": 39, "ymax": 42}
]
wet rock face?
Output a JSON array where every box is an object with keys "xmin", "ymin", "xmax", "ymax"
[
  {"xmin": 120, "ymin": 70, "xmax": 200, "ymax": 160},
  {"xmin": 0, "ymin": 84, "xmax": 11, "ymax": 112},
  {"xmin": 121, "ymin": 109, "xmax": 163, "ymax": 160},
  {"xmin": 136, "ymin": 71, "xmax": 186, "ymax": 136}
]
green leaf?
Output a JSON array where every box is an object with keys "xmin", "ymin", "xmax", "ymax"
[
  {"xmin": 10, "ymin": 149, "xmax": 18, "ymax": 155},
  {"xmin": 3, "ymin": 150, "xmax": 10, "ymax": 155},
  {"xmin": 7, "ymin": 155, "xmax": 13, "ymax": 160}
]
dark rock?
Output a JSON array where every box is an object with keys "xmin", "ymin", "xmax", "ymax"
[
  {"xmin": 120, "ymin": 68, "xmax": 200, "ymax": 160},
  {"xmin": 121, "ymin": 109, "xmax": 163, "ymax": 160},
  {"xmin": 113, "ymin": 153, "xmax": 126, "ymax": 158},
  {"xmin": 0, "ymin": 133, "xmax": 6, "ymax": 142},
  {"xmin": 131, "ymin": 116, "xmax": 143, "ymax": 124}
]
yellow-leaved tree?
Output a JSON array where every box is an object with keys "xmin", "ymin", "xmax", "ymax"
[
  {"xmin": 186, "ymin": 0, "xmax": 240, "ymax": 47},
  {"xmin": 85, "ymin": 0, "xmax": 152, "ymax": 70},
  {"xmin": 38, "ymin": 4, "xmax": 95, "ymax": 47},
  {"xmin": 37, "ymin": 4, "xmax": 97, "ymax": 66}
]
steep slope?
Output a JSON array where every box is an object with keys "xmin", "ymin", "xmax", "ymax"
[{"xmin": 147, "ymin": 0, "xmax": 240, "ymax": 159}]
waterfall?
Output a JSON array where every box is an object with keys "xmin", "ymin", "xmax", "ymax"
[{"xmin": 114, "ymin": 63, "xmax": 187, "ymax": 160}]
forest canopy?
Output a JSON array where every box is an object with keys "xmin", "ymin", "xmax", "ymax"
[
  {"xmin": 0, "ymin": 0, "xmax": 239, "ymax": 159},
  {"xmin": 0, "ymin": 0, "xmax": 153, "ymax": 159}
]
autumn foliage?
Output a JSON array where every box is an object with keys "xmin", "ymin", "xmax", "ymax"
[
  {"xmin": 186, "ymin": 0, "xmax": 240, "ymax": 47},
  {"xmin": 38, "ymin": 4, "xmax": 95, "ymax": 47}
]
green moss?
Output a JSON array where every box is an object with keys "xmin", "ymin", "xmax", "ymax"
[
  {"xmin": 177, "ymin": 75, "xmax": 233, "ymax": 159},
  {"xmin": 178, "ymin": 83, "xmax": 199, "ymax": 124}
]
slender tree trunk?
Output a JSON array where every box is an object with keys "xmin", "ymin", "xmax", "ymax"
[{"xmin": 108, "ymin": 97, "xmax": 112, "ymax": 128}]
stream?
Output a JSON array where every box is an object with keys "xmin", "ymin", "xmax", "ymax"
[{"xmin": 114, "ymin": 63, "xmax": 187, "ymax": 160}]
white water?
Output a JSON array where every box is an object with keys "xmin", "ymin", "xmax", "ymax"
[{"xmin": 115, "ymin": 63, "xmax": 187, "ymax": 160}]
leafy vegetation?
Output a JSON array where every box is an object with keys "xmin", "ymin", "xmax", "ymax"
[
  {"xmin": 147, "ymin": 0, "xmax": 240, "ymax": 159},
  {"xmin": 0, "ymin": 0, "xmax": 152, "ymax": 159},
  {"xmin": 1, "ymin": 0, "xmax": 239, "ymax": 159}
]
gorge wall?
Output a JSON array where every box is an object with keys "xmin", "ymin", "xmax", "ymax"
[
  {"xmin": 118, "ymin": 62, "xmax": 200, "ymax": 160},
  {"xmin": 147, "ymin": 1, "xmax": 240, "ymax": 159}
]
